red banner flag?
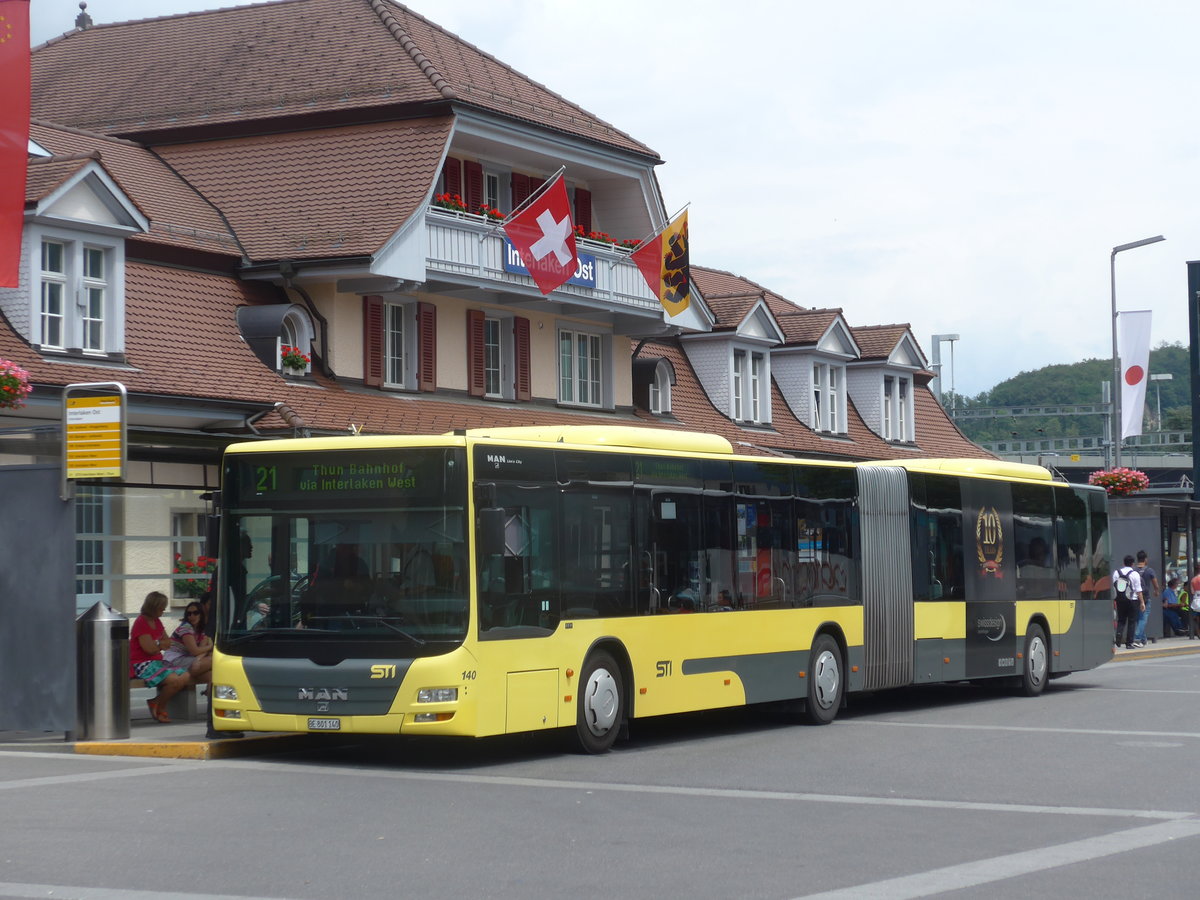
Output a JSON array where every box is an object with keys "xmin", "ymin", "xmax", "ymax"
[
  {"xmin": 502, "ymin": 174, "xmax": 578, "ymax": 295},
  {"xmin": 631, "ymin": 210, "xmax": 690, "ymax": 316},
  {"xmin": 0, "ymin": 0, "xmax": 30, "ymax": 288}
]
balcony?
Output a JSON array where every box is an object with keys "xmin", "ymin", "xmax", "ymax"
[{"xmin": 424, "ymin": 207, "xmax": 667, "ymax": 333}]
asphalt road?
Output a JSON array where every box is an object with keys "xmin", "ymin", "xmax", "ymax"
[{"xmin": 3, "ymin": 652, "xmax": 1199, "ymax": 900}]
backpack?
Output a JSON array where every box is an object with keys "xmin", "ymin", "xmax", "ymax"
[{"xmin": 1114, "ymin": 568, "xmax": 1134, "ymax": 600}]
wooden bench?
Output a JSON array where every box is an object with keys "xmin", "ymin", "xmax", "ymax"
[{"xmin": 129, "ymin": 678, "xmax": 203, "ymax": 721}]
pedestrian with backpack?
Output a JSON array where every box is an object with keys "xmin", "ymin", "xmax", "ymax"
[{"xmin": 1113, "ymin": 555, "xmax": 1144, "ymax": 650}]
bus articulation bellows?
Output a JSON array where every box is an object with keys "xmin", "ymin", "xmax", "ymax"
[{"xmin": 210, "ymin": 426, "xmax": 1113, "ymax": 752}]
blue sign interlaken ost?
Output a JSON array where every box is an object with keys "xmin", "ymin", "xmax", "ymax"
[{"xmin": 503, "ymin": 238, "xmax": 596, "ymax": 288}]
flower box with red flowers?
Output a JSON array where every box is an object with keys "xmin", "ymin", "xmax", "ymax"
[
  {"xmin": 0, "ymin": 358, "xmax": 32, "ymax": 410},
  {"xmin": 280, "ymin": 345, "xmax": 311, "ymax": 373},
  {"xmin": 1087, "ymin": 467, "xmax": 1150, "ymax": 496},
  {"xmin": 173, "ymin": 554, "xmax": 216, "ymax": 598}
]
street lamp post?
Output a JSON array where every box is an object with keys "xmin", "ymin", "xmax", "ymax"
[
  {"xmin": 1111, "ymin": 235, "xmax": 1165, "ymax": 467},
  {"xmin": 1150, "ymin": 372, "xmax": 1173, "ymax": 431}
]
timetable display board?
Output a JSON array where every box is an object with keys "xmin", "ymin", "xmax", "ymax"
[{"xmin": 63, "ymin": 385, "xmax": 126, "ymax": 480}]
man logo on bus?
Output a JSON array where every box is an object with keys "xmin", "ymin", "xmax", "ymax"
[{"xmin": 975, "ymin": 506, "xmax": 1003, "ymax": 578}]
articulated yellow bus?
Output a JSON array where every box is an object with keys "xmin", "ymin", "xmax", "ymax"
[{"xmin": 210, "ymin": 426, "xmax": 1113, "ymax": 752}]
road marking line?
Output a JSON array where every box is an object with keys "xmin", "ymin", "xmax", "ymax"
[
  {"xmin": 0, "ymin": 883, "xmax": 289, "ymax": 900},
  {"xmin": 215, "ymin": 758, "xmax": 1194, "ymax": 821},
  {"xmin": 792, "ymin": 817, "xmax": 1200, "ymax": 899},
  {"xmin": 0, "ymin": 764, "xmax": 197, "ymax": 791},
  {"xmin": 850, "ymin": 720, "xmax": 1200, "ymax": 739}
]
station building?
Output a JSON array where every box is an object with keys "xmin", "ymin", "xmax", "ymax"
[{"xmin": 0, "ymin": 0, "xmax": 989, "ymax": 620}]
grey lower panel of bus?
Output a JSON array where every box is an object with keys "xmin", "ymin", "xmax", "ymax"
[
  {"xmin": 682, "ymin": 645, "xmax": 866, "ymax": 704},
  {"xmin": 857, "ymin": 466, "xmax": 915, "ymax": 691},
  {"xmin": 242, "ymin": 657, "xmax": 408, "ymax": 716}
]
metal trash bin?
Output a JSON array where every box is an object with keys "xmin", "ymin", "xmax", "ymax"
[{"xmin": 75, "ymin": 602, "xmax": 130, "ymax": 740}]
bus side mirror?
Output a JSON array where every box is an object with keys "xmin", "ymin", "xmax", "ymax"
[{"xmin": 478, "ymin": 508, "xmax": 505, "ymax": 557}]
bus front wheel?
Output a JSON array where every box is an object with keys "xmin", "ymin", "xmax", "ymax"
[
  {"xmin": 803, "ymin": 634, "xmax": 843, "ymax": 725},
  {"xmin": 1021, "ymin": 624, "xmax": 1049, "ymax": 697},
  {"xmin": 574, "ymin": 651, "xmax": 624, "ymax": 753}
]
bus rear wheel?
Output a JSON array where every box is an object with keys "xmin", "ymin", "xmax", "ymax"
[
  {"xmin": 1021, "ymin": 624, "xmax": 1049, "ymax": 697},
  {"xmin": 574, "ymin": 651, "xmax": 624, "ymax": 753},
  {"xmin": 803, "ymin": 634, "xmax": 843, "ymax": 725}
]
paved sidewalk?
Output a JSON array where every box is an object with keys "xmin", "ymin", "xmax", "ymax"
[
  {"xmin": 1113, "ymin": 632, "xmax": 1200, "ymax": 660},
  {"xmin": 0, "ymin": 694, "xmax": 314, "ymax": 760}
]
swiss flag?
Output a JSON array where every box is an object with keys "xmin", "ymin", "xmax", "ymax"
[{"xmin": 502, "ymin": 174, "xmax": 578, "ymax": 295}]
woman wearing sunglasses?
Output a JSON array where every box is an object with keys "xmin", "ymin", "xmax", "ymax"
[{"xmin": 162, "ymin": 600, "xmax": 214, "ymax": 685}]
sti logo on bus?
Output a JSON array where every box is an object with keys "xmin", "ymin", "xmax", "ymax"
[
  {"xmin": 370, "ymin": 664, "xmax": 397, "ymax": 679},
  {"xmin": 974, "ymin": 506, "xmax": 1003, "ymax": 578},
  {"xmin": 298, "ymin": 688, "xmax": 349, "ymax": 701}
]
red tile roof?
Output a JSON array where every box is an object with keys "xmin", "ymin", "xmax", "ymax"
[
  {"xmin": 29, "ymin": 122, "xmax": 243, "ymax": 257},
  {"xmin": 154, "ymin": 117, "xmax": 452, "ymax": 261},
  {"xmin": 852, "ymin": 324, "xmax": 913, "ymax": 361},
  {"xmin": 32, "ymin": 0, "xmax": 655, "ymax": 158},
  {"xmin": 632, "ymin": 338, "xmax": 990, "ymax": 461}
]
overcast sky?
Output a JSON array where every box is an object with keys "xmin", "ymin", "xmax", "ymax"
[{"xmin": 29, "ymin": 0, "xmax": 1200, "ymax": 396}]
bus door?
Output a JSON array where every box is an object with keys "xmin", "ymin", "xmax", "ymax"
[{"xmin": 636, "ymin": 490, "xmax": 702, "ymax": 613}]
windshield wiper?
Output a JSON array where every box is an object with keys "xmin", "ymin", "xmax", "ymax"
[
  {"xmin": 223, "ymin": 627, "xmax": 325, "ymax": 646},
  {"xmin": 305, "ymin": 614, "xmax": 427, "ymax": 645}
]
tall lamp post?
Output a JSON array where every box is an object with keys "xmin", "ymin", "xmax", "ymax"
[
  {"xmin": 1111, "ymin": 235, "xmax": 1165, "ymax": 467},
  {"xmin": 1150, "ymin": 372, "xmax": 1173, "ymax": 431}
]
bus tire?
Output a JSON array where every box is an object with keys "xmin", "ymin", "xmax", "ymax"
[
  {"xmin": 1021, "ymin": 624, "xmax": 1049, "ymax": 697},
  {"xmin": 803, "ymin": 634, "xmax": 843, "ymax": 725},
  {"xmin": 575, "ymin": 651, "xmax": 624, "ymax": 753}
]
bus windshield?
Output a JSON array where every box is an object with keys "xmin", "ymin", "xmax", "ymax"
[{"xmin": 218, "ymin": 447, "xmax": 469, "ymax": 655}]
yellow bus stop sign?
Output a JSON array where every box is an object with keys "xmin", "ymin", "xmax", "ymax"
[{"xmin": 64, "ymin": 388, "xmax": 126, "ymax": 480}]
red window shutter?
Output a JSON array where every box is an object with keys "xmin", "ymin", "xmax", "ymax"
[
  {"xmin": 363, "ymin": 295, "xmax": 384, "ymax": 388},
  {"xmin": 417, "ymin": 301, "xmax": 437, "ymax": 392},
  {"xmin": 442, "ymin": 157, "xmax": 461, "ymax": 197},
  {"xmin": 514, "ymin": 316, "xmax": 531, "ymax": 401},
  {"xmin": 574, "ymin": 187, "xmax": 592, "ymax": 234},
  {"xmin": 467, "ymin": 309, "xmax": 485, "ymax": 397},
  {"xmin": 511, "ymin": 172, "xmax": 531, "ymax": 209},
  {"xmin": 464, "ymin": 161, "xmax": 483, "ymax": 213}
]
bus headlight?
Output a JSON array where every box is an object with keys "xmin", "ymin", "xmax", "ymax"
[
  {"xmin": 214, "ymin": 685, "xmax": 239, "ymax": 701},
  {"xmin": 417, "ymin": 688, "xmax": 458, "ymax": 703}
]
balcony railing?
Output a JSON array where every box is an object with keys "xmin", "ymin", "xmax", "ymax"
[{"xmin": 425, "ymin": 207, "xmax": 662, "ymax": 316}]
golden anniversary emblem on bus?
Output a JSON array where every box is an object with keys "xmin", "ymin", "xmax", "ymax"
[{"xmin": 975, "ymin": 506, "xmax": 1003, "ymax": 578}]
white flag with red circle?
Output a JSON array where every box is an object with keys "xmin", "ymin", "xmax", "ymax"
[
  {"xmin": 502, "ymin": 174, "xmax": 578, "ymax": 295},
  {"xmin": 1118, "ymin": 309, "xmax": 1153, "ymax": 439}
]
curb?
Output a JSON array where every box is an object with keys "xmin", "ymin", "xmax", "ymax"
[
  {"xmin": 72, "ymin": 733, "xmax": 316, "ymax": 760},
  {"xmin": 1112, "ymin": 642, "xmax": 1200, "ymax": 662}
]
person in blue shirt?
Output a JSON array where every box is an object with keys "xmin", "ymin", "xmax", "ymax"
[{"xmin": 1162, "ymin": 576, "xmax": 1187, "ymax": 636}]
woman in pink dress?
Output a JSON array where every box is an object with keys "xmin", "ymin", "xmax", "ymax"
[{"xmin": 129, "ymin": 591, "xmax": 193, "ymax": 722}]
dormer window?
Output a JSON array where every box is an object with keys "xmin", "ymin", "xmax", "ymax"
[
  {"xmin": 883, "ymin": 374, "xmax": 913, "ymax": 442},
  {"xmin": 633, "ymin": 356, "xmax": 675, "ymax": 416},
  {"xmin": 812, "ymin": 361, "xmax": 845, "ymax": 434},
  {"xmin": 733, "ymin": 348, "xmax": 768, "ymax": 424},
  {"xmin": 32, "ymin": 230, "xmax": 123, "ymax": 355}
]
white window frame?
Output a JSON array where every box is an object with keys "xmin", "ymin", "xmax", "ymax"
[
  {"xmin": 882, "ymin": 373, "xmax": 914, "ymax": 442},
  {"xmin": 649, "ymin": 363, "xmax": 671, "ymax": 414},
  {"xmin": 384, "ymin": 301, "xmax": 416, "ymax": 389},
  {"xmin": 558, "ymin": 327, "xmax": 609, "ymax": 409},
  {"xmin": 29, "ymin": 226, "xmax": 125, "ymax": 355},
  {"xmin": 171, "ymin": 511, "xmax": 208, "ymax": 600},
  {"xmin": 483, "ymin": 165, "xmax": 511, "ymax": 215},
  {"xmin": 732, "ymin": 347, "xmax": 769, "ymax": 424},
  {"xmin": 483, "ymin": 314, "xmax": 520, "ymax": 399},
  {"xmin": 279, "ymin": 307, "xmax": 315, "ymax": 375},
  {"xmin": 812, "ymin": 361, "xmax": 846, "ymax": 434}
]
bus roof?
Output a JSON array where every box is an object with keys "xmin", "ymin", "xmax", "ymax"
[
  {"xmin": 861, "ymin": 457, "xmax": 1055, "ymax": 482},
  {"xmin": 459, "ymin": 425, "xmax": 735, "ymax": 455}
]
